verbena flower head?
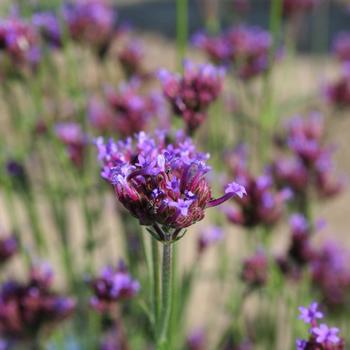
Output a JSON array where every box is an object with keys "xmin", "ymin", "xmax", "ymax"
[
  {"xmin": 311, "ymin": 241, "xmax": 350, "ymax": 307},
  {"xmin": 55, "ymin": 122, "xmax": 87, "ymax": 168},
  {"xmin": 0, "ymin": 236, "xmax": 17, "ymax": 266},
  {"xmin": 296, "ymin": 302, "xmax": 345, "ymax": 350},
  {"xmin": 0, "ymin": 264, "xmax": 75, "ymax": 340},
  {"xmin": 0, "ymin": 18, "xmax": 40, "ymax": 78},
  {"xmin": 95, "ymin": 131, "xmax": 245, "ymax": 242},
  {"xmin": 159, "ymin": 60, "xmax": 225, "ymax": 134},
  {"xmin": 194, "ymin": 26, "xmax": 274, "ymax": 80},
  {"xmin": 283, "ymin": 0, "xmax": 319, "ymax": 18},
  {"xmin": 333, "ymin": 32, "xmax": 350, "ymax": 63},
  {"xmin": 117, "ymin": 40, "xmax": 145, "ymax": 79},
  {"xmin": 241, "ymin": 249, "xmax": 268, "ymax": 288},
  {"xmin": 103, "ymin": 81, "xmax": 154, "ymax": 137},
  {"xmin": 32, "ymin": 12, "xmax": 62, "ymax": 49},
  {"xmin": 325, "ymin": 63, "xmax": 350, "ymax": 108},
  {"xmin": 90, "ymin": 261, "xmax": 140, "ymax": 312},
  {"xmin": 186, "ymin": 328, "xmax": 206, "ymax": 350},
  {"xmin": 197, "ymin": 226, "xmax": 224, "ymax": 254},
  {"xmin": 63, "ymin": 0, "xmax": 116, "ymax": 57}
]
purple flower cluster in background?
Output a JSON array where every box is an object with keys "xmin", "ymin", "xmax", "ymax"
[
  {"xmin": 193, "ymin": 26, "xmax": 273, "ymax": 80},
  {"xmin": 224, "ymin": 146, "xmax": 291, "ymax": 228},
  {"xmin": 63, "ymin": 0, "xmax": 116, "ymax": 57},
  {"xmin": 241, "ymin": 249, "xmax": 268, "ymax": 288},
  {"xmin": 283, "ymin": 0, "xmax": 319, "ymax": 18},
  {"xmin": 273, "ymin": 113, "xmax": 344, "ymax": 205},
  {"xmin": 159, "ymin": 61, "xmax": 225, "ymax": 134},
  {"xmin": 90, "ymin": 261, "xmax": 140, "ymax": 312},
  {"xmin": 0, "ymin": 236, "xmax": 17, "ymax": 266},
  {"xmin": 55, "ymin": 122, "xmax": 88, "ymax": 168},
  {"xmin": 0, "ymin": 18, "xmax": 40, "ymax": 78},
  {"xmin": 95, "ymin": 130, "xmax": 245, "ymax": 240},
  {"xmin": 0, "ymin": 264, "xmax": 75, "ymax": 340},
  {"xmin": 333, "ymin": 32, "xmax": 350, "ymax": 63},
  {"xmin": 32, "ymin": 12, "xmax": 62, "ymax": 49},
  {"xmin": 197, "ymin": 226, "xmax": 224, "ymax": 254},
  {"xmin": 117, "ymin": 40, "xmax": 145, "ymax": 79},
  {"xmin": 311, "ymin": 241, "xmax": 350, "ymax": 307},
  {"xmin": 296, "ymin": 302, "xmax": 345, "ymax": 350},
  {"xmin": 325, "ymin": 63, "xmax": 350, "ymax": 108}
]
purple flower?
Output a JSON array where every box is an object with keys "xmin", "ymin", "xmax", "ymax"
[
  {"xmin": 333, "ymin": 32, "xmax": 350, "ymax": 63},
  {"xmin": 63, "ymin": 0, "xmax": 116, "ymax": 57},
  {"xmin": 312, "ymin": 324, "xmax": 340, "ymax": 344},
  {"xmin": 95, "ymin": 131, "xmax": 245, "ymax": 241},
  {"xmin": 0, "ymin": 236, "xmax": 17, "ymax": 265},
  {"xmin": 159, "ymin": 60, "xmax": 225, "ymax": 134},
  {"xmin": 298, "ymin": 302, "xmax": 323, "ymax": 324},
  {"xmin": 0, "ymin": 265, "xmax": 75, "ymax": 339},
  {"xmin": 90, "ymin": 262, "xmax": 140, "ymax": 312},
  {"xmin": 198, "ymin": 226, "xmax": 224, "ymax": 254},
  {"xmin": 117, "ymin": 40, "xmax": 145, "ymax": 79},
  {"xmin": 325, "ymin": 64, "xmax": 350, "ymax": 107},
  {"xmin": 283, "ymin": 0, "xmax": 319, "ymax": 17},
  {"xmin": 186, "ymin": 328, "xmax": 206, "ymax": 350},
  {"xmin": 241, "ymin": 250, "xmax": 268, "ymax": 287},
  {"xmin": 296, "ymin": 339, "xmax": 307, "ymax": 350},
  {"xmin": 55, "ymin": 122, "xmax": 87, "ymax": 168},
  {"xmin": 32, "ymin": 12, "xmax": 62, "ymax": 48}
]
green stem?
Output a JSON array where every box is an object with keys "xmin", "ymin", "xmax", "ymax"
[
  {"xmin": 176, "ymin": 0, "xmax": 188, "ymax": 69},
  {"xmin": 151, "ymin": 237, "xmax": 161, "ymax": 328},
  {"xmin": 157, "ymin": 243, "xmax": 173, "ymax": 350}
]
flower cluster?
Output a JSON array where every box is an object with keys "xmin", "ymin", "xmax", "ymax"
[
  {"xmin": 296, "ymin": 302, "xmax": 345, "ymax": 350},
  {"xmin": 95, "ymin": 131, "xmax": 245, "ymax": 241},
  {"xmin": 0, "ymin": 264, "xmax": 75, "ymax": 340},
  {"xmin": 117, "ymin": 40, "xmax": 145, "ymax": 79},
  {"xmin": 333, "ymin": 32, "xmax": 350, "ymax": 63},
  {"xmin": 193, "ymin": 26, "xmax": 273, "ymax": 80},
  {"xmin": 32, "ymin": 12, "xmax": 62, "ymax": 49},
  {"xmin": 241, "ymin": 249, "xmax": 268, "ymax": 288},
  {"xmin": 90, "ymin": 261, "xmax": 140, "ymax": 312},
  {"xmin": 283, "ymin": 0, "xmax": 319, "ymax": 18},
  {"xmin": 325, "ymin": 64, "xmax": 350, "ymax": 108},
  {"xmin": 224, "ymin": 146, "xmax": 291, "ymax": 228},
  {"xmin": 186, "ymin": 328, "xmax": 206, "ymax": 350},
  {"xmin": 311, "ymin": 242, "xmax": 350, "ymax": 307},
  {"xmin": 63, "ymin": 0, "xmax": 116, "ymax": 57},
  {"xmin": 55, "ymin": 122, "xmax": 88, "ymax": 168},
  {"xmin": 197, "ymin": 226, "xmax": 224, "ymax": 254},
  {"xmin": 276, "ymin": 214, "xmax": 316, "ymax": 280},
  {"xmin": 0, "ymin": 18, "xmax": 40, "ymax": 78},
  {"xmin": 0, "ymin": 236, "xmax": 17, "ymax": 266},
  {"xmin": 273, "ymin": 113, "xmax": 343, "ymax": 207},
  {"xmin": 159, "ymin": 60, "xmax": 225, "ymax": 134}
]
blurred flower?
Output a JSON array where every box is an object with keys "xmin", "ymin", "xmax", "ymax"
[
  {"xmin": 0, "ymin": 236, "xmax": 17, "ymax": 266},
  {"xmin": 117, "ymin": 40, "xmax": 145, "ymax": 79},
  {"xmin": 0, "ymin": 18, "xmax": 40, "ymax": 78},
  {"xmin": 333, "ymin": 32, "xmax": 350, "ymax": 63},
  {"xmin": 296, "ymin": 302, "xmax": 345, "ymax": 350},
  {"xmin": 241, "ymin": 249, "xmax": 268, "ymax": 288},
  {"xmin": 32, "ymin": 12, "xmax": 62, "ymax": 48},
  {"xmin": 159, "ymin": 60, "xmax": 225, "ymax": 134},
  {"xmin": 103, "ymin": 81, "xmax": 154, "ymax": 136},
  {"xmin": 197, "ymin": 226, "xmax": 224, "ymax": 254},
  {"xmin": 55, "ymin": 122, "xmax": 87, "ymax": 168},
  {"xmin": 194, "ymin": 26, "xmax": 274, "ymax": 80},
  {"xmin": 325, "ymin": 64, "xmax": 350, "ymax": 108},
  {"xmin": 5, "ymin": 160, "xmax": 29, "ymax": 191},
  {"xmin": 90, "ymin": 261, "xmax": 140, "ymax": 312},
  {"xmin": 311, "ymin": 241, "xmax": 350, "ymax": 307},
  {"xmin": 283, "ymin": 0, "xmax": 319, "ymax": 18},
  {"xmin": 63, "ymin": 0, "xmax": 116, "ymax": 58},
  {"xmin": 0, "ymin": 264, "xmax": 75, "ymax": 340},
  {"xmin": 95, "ymin": 130, "xmax": 245, "ymax": 241},
  {"xmin": 186, "ymin": 328, "xmax": 206, "ymax": 350}
]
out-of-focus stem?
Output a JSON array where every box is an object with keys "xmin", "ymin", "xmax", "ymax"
[
  {"xmin": 157, "ymin": 242, "xmax": 173, "ymax": 350},
  {"xmin": 176, "ymin": 0, "xmax": 188, "ymax": 69},
  {"xmin": 151, "ymin": 237, "xmax": 161, "ymax": 327}
]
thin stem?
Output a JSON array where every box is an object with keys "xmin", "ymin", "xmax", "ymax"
[
  {"xmin": 176, "ymin": 0, "xmax": 188, "ymax": 69},
  {"xmin": 157, "ymin": 242, "xmax": 173, "ymax": 350},
  {"xmin": 151, "ymin": 237, "xmax": 161, "ymax": 328}
]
